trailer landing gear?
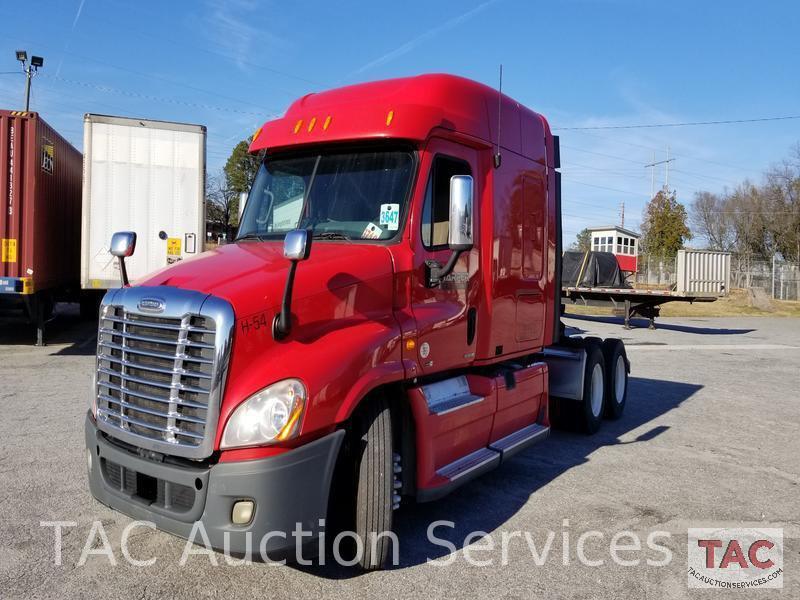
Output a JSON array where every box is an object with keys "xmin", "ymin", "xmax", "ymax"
[
  {"xmin": 23, "ymin": 291, "xmax": 54, "ymax": 346},
  {"xmin": 620, "ymin": 299, "xmax": 659, "ymax": 330}
]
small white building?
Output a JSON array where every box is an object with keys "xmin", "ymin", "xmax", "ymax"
[{"xmin": 588, "ymin": 225, "xmax": 640, "ymax": 271}]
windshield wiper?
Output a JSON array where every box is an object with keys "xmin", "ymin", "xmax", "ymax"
[
  {"xmin": 236, "ymin": 232, "xmax": 266, "ymax": 242},
  {"xmin": 312, "ymin": 232, "xmax": 351, "ymax": 240}
]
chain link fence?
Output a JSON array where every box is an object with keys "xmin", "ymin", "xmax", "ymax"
[{"xmin": 633, "ymin": 253, "xmax": 800, "ymax": 301}]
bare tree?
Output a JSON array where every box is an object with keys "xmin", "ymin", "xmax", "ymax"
[
  {"xmin": 690, "ymin": 191, "xmax": 735, "ymax": 251},
  {"xmin": 206, "ymin": 173, "xmax": 239, "ymax": 240},
  {"xmin": 764, "ymin": 144, "xmax": 800, "ymax": 263}
]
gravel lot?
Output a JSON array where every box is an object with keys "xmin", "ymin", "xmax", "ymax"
[{"xmin": 1, "ymin": 306, "xmax": 798, "ymax": 599}]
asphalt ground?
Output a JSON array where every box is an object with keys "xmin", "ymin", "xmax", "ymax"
[{"xmin": 1, "ymin": 305, "xmax": 798, "ymax": 599}]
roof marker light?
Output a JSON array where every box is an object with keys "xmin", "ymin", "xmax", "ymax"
[
  {"xmin": 252, "ymin": 126, "xmax": 263, "ymax": 143},
  {"xmin": 323, "ymin": 115, "xmax": 332, "ymax": 130},
  {"xmin": 293, "ymin": 119, "xmax": 303, "ymax": 134},
  {"xmin": 307, "ymin": 116, "xmax": 317, "ymax": 132},
  {"xmin": 386, "ymin": 110, "xmax": 394, "ymax": 126}
]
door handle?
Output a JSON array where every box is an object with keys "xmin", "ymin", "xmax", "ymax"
[{"xmin": 467, "ymin": 307, "xmax": 477, "ymax": 345}]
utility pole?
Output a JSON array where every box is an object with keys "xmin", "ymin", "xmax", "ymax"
[
  {"xmin": 15, "ymin": 50, "xmax": 44, "ymax": 111},
  {"xmin": 644, "ymin": 150, "xmax": 675, "ymax": 198}
]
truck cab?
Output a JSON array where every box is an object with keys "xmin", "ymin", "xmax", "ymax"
[{"xmin": 85, "ymin": 74, "xmax": 628, "ymax": 570}]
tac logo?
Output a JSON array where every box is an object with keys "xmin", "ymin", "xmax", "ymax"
[
  {"xmin": 687, "ymin": 527, "xmax": 783, "ymax": 589},
  {"xmin": 41, "ymin": 138, "xmax": 54, "ymax": 174}
]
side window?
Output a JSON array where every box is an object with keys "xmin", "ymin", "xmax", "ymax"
[{"xmin": 421, "ymin": 155, "xmax": 472, "ymax": 249}]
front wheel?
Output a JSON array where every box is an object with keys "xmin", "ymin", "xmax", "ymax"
[{"xmin": 354, "ymin": 398, "xmax": 394, "ymax": 570}]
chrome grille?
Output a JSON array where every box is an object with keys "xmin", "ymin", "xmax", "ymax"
[{"xmin": 93, "ymin": 288, "xmax": 234, "ymax": 459}]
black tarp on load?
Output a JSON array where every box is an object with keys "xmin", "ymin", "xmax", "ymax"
[{"xmin": 562, "ymin": 251, "xmax": 628, "ymax": 288}]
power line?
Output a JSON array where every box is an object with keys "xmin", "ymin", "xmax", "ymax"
[
  {"xmin": 44, "ymin": 75, "xmax": 275, "ymax": 118},
  {"xmin": 555, "ymin": 114, "xmax": 800, "ymax": 131},
  {"xmin": 567, "ymin": 180, "xmax": 645, "ymax": 198},
  {"xmin": 1, "ymin": 31, "xmax": 277, "ymax": 113},
  {"xmin": 563, "ymin": 129, "xmax": 766, "ymax": 174}
]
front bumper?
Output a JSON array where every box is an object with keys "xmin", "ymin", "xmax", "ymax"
[{"xmin": 85, "ymin": 414, "xmax": 344, "ymax": 558}]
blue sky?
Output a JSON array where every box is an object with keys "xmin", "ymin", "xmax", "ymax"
[{"xmin": 2, "ymin": 0, "xmax": 798, "ymax": 244}]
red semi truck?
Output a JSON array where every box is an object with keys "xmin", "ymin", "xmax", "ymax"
[{"xmin": 85, "ymin": 74, "xmax": 629, "ymax": 570}]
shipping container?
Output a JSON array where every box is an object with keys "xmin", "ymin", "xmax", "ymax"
[
  {"xmin": 81, "ymin": 114, "xmax": 206, "ymax": 291},
  {"xmin": 0, "ymin": 110, "xmax": 83, "ymax": 342},
  {"xmin": 676, "ymin": 249, "xmax": 731, "ymax": 296}
]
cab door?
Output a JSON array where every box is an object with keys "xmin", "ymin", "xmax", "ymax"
[{"xmin": 409, "ymin": 138, "xmax": 481, "ymax": 374}]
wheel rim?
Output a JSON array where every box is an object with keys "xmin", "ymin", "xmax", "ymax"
[
  {"xmin": 590, "ymin": 363, "xmax": 604, "ymax": 417},
  {"xmin": 614, "ymin": 355, "xmax": 626, "ymax": 404}
]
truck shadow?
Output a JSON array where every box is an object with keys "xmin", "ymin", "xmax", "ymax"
[
  {"xmin": 564, "ymin": 313, "xmax": 755, "ymax": 335},
  {"xmin": 297, "ymin": 376, "xmax": 702, "ymax": 578}
]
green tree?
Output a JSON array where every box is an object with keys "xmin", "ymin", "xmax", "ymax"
[
  {"xmin": 224, "ymin": 138, "xmax": 261, "ymax": 194},
  {"xmin": 640, "ymin": 189, "xmax": 692, "ymax": 256},
  {"xmin": 570, "ymin": 228, "xmax": 592, "ymax": 251}
]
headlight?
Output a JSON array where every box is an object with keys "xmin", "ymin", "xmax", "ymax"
[{"xmin": 221, "ymin": 379, "xmax": 306, "ymax": 449}]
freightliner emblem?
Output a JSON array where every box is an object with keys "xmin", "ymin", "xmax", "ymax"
[{"xmin": 138, "ymin": 297, "xmax": 166, "ymax": 313}]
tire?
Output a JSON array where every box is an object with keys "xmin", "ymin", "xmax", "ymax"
[
  {"xmin": 576, "ymin": 342, "xmax": 605, "ymax": 434},
  {"xmin": 354, "ymin": 398, "xmax": 394, "ymax": 571},
  {"xmin": 602, "ymin": 339, "xmax": 629, "ymax": 419}
]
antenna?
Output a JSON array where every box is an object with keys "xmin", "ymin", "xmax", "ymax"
[
  {"xmin": 493, "ymin": 64, "xmax": 502, "ymax": 169},
  {"xmin": 620, "ymin": 200, "xmax": 625, "ymax": 228}
]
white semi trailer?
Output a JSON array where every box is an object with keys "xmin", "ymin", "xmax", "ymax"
[{"xmin": 80, "ymin": 114, "xmax": 206, "ymax": 293}]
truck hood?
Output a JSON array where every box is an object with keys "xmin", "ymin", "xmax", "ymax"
[{"xmin": 136, "ymin": 241, "xmax": 396, "ymax": 318}]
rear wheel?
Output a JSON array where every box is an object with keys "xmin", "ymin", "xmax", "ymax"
[
  {"xmin": 602, "ymin": 339, "xmax": 628, "ymax": 419},
  {"xmin": 576, "ymin": 342, "xmax": 605, "ymax": 434},
  {"xmin": 353, "ymin": 398, "xmax": 394, "ymax": 570}
]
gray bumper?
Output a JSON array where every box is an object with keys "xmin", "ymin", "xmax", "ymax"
[{"xmin": 85, "ymin": 413, "xmax": 344, "ymax": 558}]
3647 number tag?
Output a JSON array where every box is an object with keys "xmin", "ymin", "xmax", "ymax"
[{"xmin": 379, "ymin": 203, "xmax": 400, "ymax": 231}]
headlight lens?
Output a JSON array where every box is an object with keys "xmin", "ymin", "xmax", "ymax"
[{"xmin": 221, "ymin": 379, "xmax": 306, "ymax": 449}]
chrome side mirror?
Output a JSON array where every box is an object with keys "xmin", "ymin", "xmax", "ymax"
[
  {"xmin": 274, "ymin": 229, "xmax": 313, "ymax": 340},
  {"xmin": 426, "ymin": 176, "xmax": 474, "ymax": 287},
  {"xmin": 283, "ymin": 229, "xmax": 311, "ymax": 261},
  {"xmin": 110, "ymin": 231, "xmax": 136, "ymax": 258},
  {"xmin": 109, "ymin": 231, "xmax": 136, "ymax": 287},
  {"xmin": 448, "ymin": 175, "xmax": 473, "ymax": 250}
]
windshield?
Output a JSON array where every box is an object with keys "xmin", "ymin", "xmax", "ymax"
[{"xmin": 237, "ymin": 148, "xmax": 415, "ymax": 242}]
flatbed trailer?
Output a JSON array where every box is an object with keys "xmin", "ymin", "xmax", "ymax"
[{"xmin": 562, "ymin": 286, "xmax": 718, "ymax": 329}]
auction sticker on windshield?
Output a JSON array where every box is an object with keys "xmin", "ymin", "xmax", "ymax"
[
  {"xmin": 362, "ymin": 223, "xmax": 383, "ymax": 239},
  {"xmin": 379, "ymin": 203, "xmax": 400, "ymax": 230}
]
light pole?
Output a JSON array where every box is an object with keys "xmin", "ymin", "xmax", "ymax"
[{"xmin": 15, "ymin": 50, "xmax": 44, "ymax": 112}]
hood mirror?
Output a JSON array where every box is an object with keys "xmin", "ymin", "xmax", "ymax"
[
  {"xmin": 274, "ymin": 229, "xmax": 313, "ymax": 340},
  {"xmin": 283, "ymin": 228, "xmax": 311, "ymax": 261},
  {"xmin": 110, "ymin": 231, "xmax": 137, "ymax": 287}
]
